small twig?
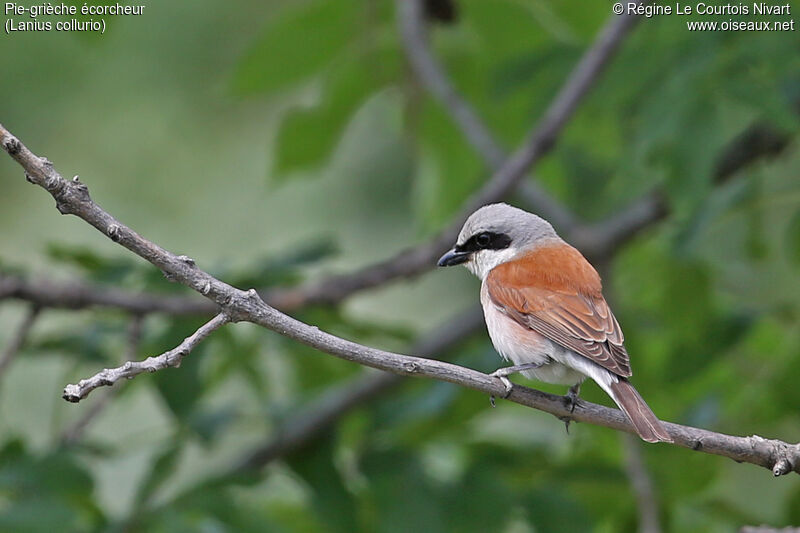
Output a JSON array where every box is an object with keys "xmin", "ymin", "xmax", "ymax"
[
  {"xmin": 621, "ymin": 433, "xmax": 662, "ymax": 533},
  {"xmin": 0, "ymin": 305, "xmax": 41, "ymax": 379},
  {"xmin": 60, "ymin": 315, "xmax": 145, "ymax": 444},
  {"xmin": 62, "ymin": 313, "xmax": 227, "ymax": 402}
]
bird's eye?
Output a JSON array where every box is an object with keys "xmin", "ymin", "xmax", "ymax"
[{"xmin": 475, "ymin": 232, "xmax": 491, "ymax": 248}]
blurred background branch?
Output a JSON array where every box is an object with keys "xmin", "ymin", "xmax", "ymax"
[
  {"xmin": 622, "ymin": 433, "xmax": 662, "ymax": 533},
  {"xmin": 0, "ymin": 305, "xmax": 40, "ymax": 379}
]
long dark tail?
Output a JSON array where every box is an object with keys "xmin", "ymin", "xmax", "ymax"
[{"xmin": 609, "ymin": 379, "xmax": 672, "ymax": 443}]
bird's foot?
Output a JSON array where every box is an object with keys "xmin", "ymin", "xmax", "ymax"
[
  {"xmin": 563, "ymin": 383, "xmax": 582, "ymax": 413},
  {"xmin": 560, "ymin": 383, "xmax": 582, "ymax": 434},
  {"xmin": 489, "ymin": 363, "xmax": 544, "ymax": 404}
]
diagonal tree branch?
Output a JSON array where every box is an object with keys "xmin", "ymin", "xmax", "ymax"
[
  {"xmin": 0, "ymin": 305, "xmax": 41, "ymax": 379},
  {"xmin": 398, "ymin": 0, "xmax": 505, "ymax": 170},
  {"xmin": 2, "ymin": 124, "xmax": 798, "ymax": 477},
  {"xmin": 713, "ymin": 122, "xmax": 792, "ymax": 183},
  {"xmin": 451, "ymin": 0, "xmax": 647, "ymax": 222},
  {"xmin": 571, "ymin": 190, "xmax": 667, "ymax": 260},
  {"xmin": 398, "ymin": 0, "xmax": 596, "ymax": 230}
]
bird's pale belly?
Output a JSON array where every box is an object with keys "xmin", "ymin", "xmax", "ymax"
[{"xmin": 480, "ymin": 284, "xmax": 585, "ymax": 387}]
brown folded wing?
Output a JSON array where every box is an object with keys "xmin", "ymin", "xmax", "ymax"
[{"xmin": 486, "ymin": 245, "xmax": 632, "ymax": 378}]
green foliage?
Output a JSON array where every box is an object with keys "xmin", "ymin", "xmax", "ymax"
[
  {"xmin": 786, "ymin": 211, "xmax": 800, "ymax": 267},
  {"xmin": 133, "ymin": 439, "xmax": 183, "ymax": 509},
  {"xmin": 234, "ymin": 1, "xmax": 361, "ymax": 96},
  {"xmin": 273, "ymin": 44, "xmax": 402, "ymax": 175},
  {"xmin": 1, "ymin": 0, "xmax": 799, "ymax": 531},
  {"xmin": 286, "ymin": 435, "xmax": 359, "ymax": 533},
  {"xmin": 27, "ymin": 319, "xmax": 127, "ymax": 364},
  {"xmin": 0, "ymin": 440, "xmax": 105, "ymax": 532}
]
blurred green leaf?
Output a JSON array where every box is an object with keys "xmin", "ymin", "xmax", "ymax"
[
  {"xmin": 188, "ymin": 406, "xmax": 239, "ymax": 444},
  {"xmin": 233, "ymin": 0, "xmax": 360, "ymax": 95},
  {"xmin": 413, "ymin": 101, "xmax": 485, "ymax": 231},
  {"xmin": 441, "ymin": 463, "xmax": 516, "ymax": 532},
  {"xmin": 133, "ymin": 440, "xmax": 183, "ymax": 508},
  {"xmin": 0, "ymin": 439, "xmax": 105, "ymax": 532},
  {"xmin": 28, "ymin": 321, "xmax": 125, "ymax": 364},
  {"xmin": 522, "ymin": 487, "xmax": 594, "ymax": 533},
  {"xmin": 46, "ymin": 244, "xmax": 140, "ymax": 285},
  {"xmin": 286, "ymin": 435, "xmax": 358, "ymax": 533},
  {"xmin": 361, "ymin": 451, "xmax": 446, "ymax": 533},
  {"xmin": 273, "ymin": 46, "xmax": 400, "ymax": 175},
  {"xmin": 788, "ymin": 485, "xmax": 800, "ymax": 524},
  {"xmin": 223, "ymin": 238, "xmax": 338, "ymax": 288}
]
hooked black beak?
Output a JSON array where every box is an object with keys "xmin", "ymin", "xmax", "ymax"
[{"xmin": 437, "ymin": 248, "xmax": 470, "ymax": 267}]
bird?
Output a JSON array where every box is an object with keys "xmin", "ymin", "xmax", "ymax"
[{"xmin": 437, "ymin": 203, "xmax": 672, "ymax": 443}]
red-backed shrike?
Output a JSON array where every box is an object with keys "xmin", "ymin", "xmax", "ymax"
[{"xmin": 438, "ymin": 203, "xmax": 672, "ymax": 443}]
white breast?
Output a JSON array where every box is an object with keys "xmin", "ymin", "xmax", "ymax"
[{"xmin": 479, "ymin": 282, "xmax": 588, "ymax": 387}]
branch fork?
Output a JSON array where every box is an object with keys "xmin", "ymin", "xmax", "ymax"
[{"xmin": 62, "ymin": 312, "xmax": 230, "ymax": 402}]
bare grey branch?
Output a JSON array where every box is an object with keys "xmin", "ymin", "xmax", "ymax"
[{"xmin": 62, "ymin": 312, "xmax": 227, "ymax": 402}]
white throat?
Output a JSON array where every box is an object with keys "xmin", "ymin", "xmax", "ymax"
[{"xmin": 465, "ymin": 247, "xmax": 520, "ymax": 281}]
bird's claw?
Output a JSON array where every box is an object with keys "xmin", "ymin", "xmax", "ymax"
[
  {"xmin": 489, "ymin": 370, "xmax": 514, "ymax": 400},
  {"xmin": 563, "ymin": 383, "xmax": 581, "ymax": 413},
  {"xmin": 563, "ymin": 394, "xmax": 580, "ymax": 413},
  {"xmin": 488, "ymin": 363, "xmax": 544, "ymax": 405},
  {"xmin": 559, "ymin": 416, "xmax": 574, "ymax": 434},
  {"xmin": 559, "ymin": 383, "xmax": 582, "ymax": 435}
]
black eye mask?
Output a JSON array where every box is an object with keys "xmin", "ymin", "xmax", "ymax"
[{"xmin": 456, "ymin": 232, "xmax": 512, "ymax": 253}]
